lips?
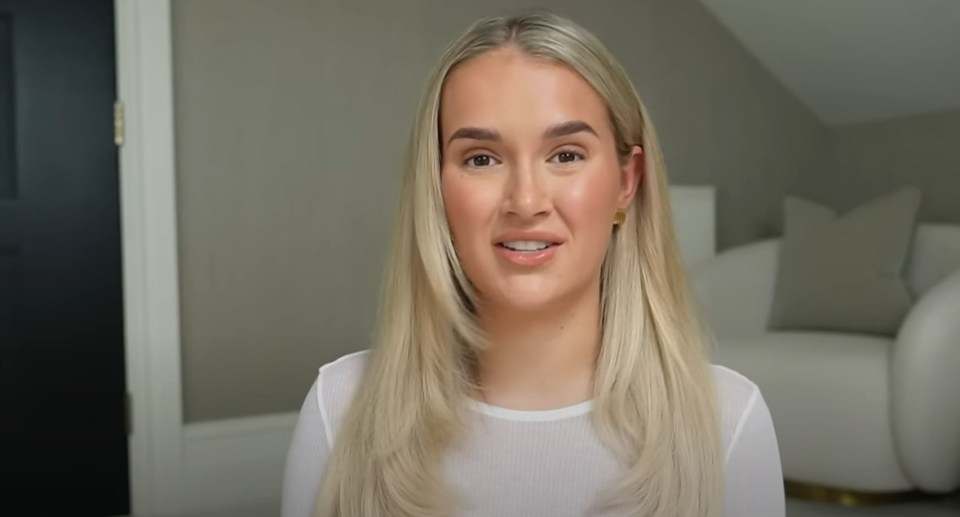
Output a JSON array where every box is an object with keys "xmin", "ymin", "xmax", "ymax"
[{"xmin": 492, "ymin": 232, "xmax": 564, "ymax": 268}]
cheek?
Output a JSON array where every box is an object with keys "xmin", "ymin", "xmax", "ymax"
[
  {"xmin": 441, "ymin": 172, "xmax": 500, "ymax": 294},
  {"xmin": 441, "ymin": 172, "xmax": 493, "ymax": 253},
  {"xmin": 558, "ymin": 165, "xmax": 621, "ymax": 233}
]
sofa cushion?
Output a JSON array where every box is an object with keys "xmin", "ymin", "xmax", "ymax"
[{"xmin": 769, "ymin": 187, "xmax": 921, "ymax": 336}]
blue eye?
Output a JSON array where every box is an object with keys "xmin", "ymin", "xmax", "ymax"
[
  {"xmin": 465, "ymin": 154, "xmax": 499, "ymax": 168},
  {"xmin": 551, "ymin": 150, "xmax": 585, "ymax": 164}
]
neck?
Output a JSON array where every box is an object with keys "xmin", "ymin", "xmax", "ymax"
[{"xmin": 474, "ymin": 282, "xmax": 602, "ymax": 411}]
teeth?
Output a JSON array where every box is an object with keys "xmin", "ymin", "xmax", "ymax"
[{"xmin": 502, "ymin": 241, "xmax": 551, "ymax": 251}]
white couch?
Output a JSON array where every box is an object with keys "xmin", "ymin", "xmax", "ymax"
[{"xmin": 690, "ymin": 223, "xmax": 960, "ymax": 493}]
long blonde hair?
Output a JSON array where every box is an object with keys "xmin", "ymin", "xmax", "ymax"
[{"xmin": 317, "ymin": 10, "xmax": 722, "ymax": 517}]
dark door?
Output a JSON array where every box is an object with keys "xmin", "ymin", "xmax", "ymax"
[{"xmin": 0, "ymin": 1, "xmax": 128, "ymax": 515}]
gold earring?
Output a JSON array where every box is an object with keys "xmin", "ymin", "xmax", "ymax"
[{"xmin": 613, "ymin": 208, "xmax": 627, "ymax": 226}]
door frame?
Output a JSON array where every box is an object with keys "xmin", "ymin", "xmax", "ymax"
[{"xmin": 115, "ymin": 1, "xmax": 185, "ymax": 514}]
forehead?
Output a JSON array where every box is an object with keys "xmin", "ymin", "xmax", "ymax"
[{"xmin": 439, "ymin": 48, "xmax": 611, "ymax": 138}]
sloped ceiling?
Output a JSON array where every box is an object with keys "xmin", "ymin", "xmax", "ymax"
[{"xmin": 698, "ymin": 0, "xmax": 960, "ymax": 124}]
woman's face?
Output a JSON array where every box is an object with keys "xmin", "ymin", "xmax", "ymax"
[{"xmin": 440, "ymin": 47, "xmax": 642, "ymax": 313}]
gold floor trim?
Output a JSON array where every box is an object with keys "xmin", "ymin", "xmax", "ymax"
[{"xmin": 785, "ymin": 480, "xmax": 932, "ymax": 506}]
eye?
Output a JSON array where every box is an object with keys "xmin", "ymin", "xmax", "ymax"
[
  {"xmin": 464, "ymin": 154, "xmax": 500, "ymax": 168},
  {"xmin": 550, "ymin": 149, "xmax": 585, "ymax": 164}
]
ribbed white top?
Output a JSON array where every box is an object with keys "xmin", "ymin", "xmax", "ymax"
[{"xmin": 281, "ymin": 350, "xmax": 785, "ymax": 517}]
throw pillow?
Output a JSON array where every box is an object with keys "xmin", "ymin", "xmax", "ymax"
[{"xmin": 768, "ymin": 187, "xmax": 922, "ymax": 336}]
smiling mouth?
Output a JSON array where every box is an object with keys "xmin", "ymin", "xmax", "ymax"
[{"xmin": 497, "ymin": 240, "xmax": 560, "ymax": 251}]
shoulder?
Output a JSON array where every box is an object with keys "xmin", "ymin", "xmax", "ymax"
[
  {"xmin": 314, "ymin": 349, "xmax": 373, "ymax": 445},
  {"xmin": 710, "ymin": 364, "xmax": 764, "ymax": 461}
]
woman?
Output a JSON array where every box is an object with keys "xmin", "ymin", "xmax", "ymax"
[{"xmin": 282, "ymin": 10, "xmax": 783, "ymax": 517}]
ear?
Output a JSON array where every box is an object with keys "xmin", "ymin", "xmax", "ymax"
[{"xmin": 617, "ymin": 145, "xmax": 644, "ymax": 208}]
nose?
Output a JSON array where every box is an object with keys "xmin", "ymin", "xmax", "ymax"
[{"xmin": 501, "ymin": 161, "xmax": 552, "ymax": 220}]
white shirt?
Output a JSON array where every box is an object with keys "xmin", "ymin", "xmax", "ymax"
[{"xmin": 281, "ymin": 350, "xmax": 785, "ymax": 516}]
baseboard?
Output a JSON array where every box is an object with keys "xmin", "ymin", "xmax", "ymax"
[{"xmin": 179, "ymin": 411, "xmax": 299, "ymax": 514}]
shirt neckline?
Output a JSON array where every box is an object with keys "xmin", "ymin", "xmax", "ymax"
[{"xmin": 468, "ymin": 398, "xmax": 594, "ymax": 422}]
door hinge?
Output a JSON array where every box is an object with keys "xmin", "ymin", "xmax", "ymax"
[
  {"xmin": 125, "ymin": 392, "xmax": 133, "ymax": 436},
  {"xmin": 114, "ymin": 101, "xmax": 125, "ymax": 146}
]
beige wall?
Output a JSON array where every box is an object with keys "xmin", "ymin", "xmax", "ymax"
[
  {"xmin": 826, "ymin": 108, "xmax": 960, "ymax": 222},
  {"xmin": 171, "ymin": 0, "xmax": 831, "ymax": 422}
]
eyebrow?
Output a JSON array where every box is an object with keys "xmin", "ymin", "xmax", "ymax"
[
  {"xmin": 447, "ymin": 127, "xmax": 502, "ymax": 146},
  {"xmin": 543, "ymin": 120, "xmax": 598, "ymax": 140},
  {"xmin": 445, "ymin": 120, "xmax": 598, "ymax": 147}
]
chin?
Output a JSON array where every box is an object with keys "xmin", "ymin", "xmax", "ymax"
[
  {"xmin": 486, "ymin": 284, "xmax": 566, "ymax": 313},
  {"xmin": 497, "ymin": 296, "xmax": 557, "ymax": 313}
]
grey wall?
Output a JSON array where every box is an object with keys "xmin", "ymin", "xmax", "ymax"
[
  {"xmin": 171, "ymin": 0, "xmax": 831, "ymax": 422},
  {"xmin": 825, "ymin": 108, "xmax": 960, "ymax": 223}
]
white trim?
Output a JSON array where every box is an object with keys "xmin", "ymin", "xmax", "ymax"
[
  {"xmin": 181, "ymin": 413, "xmax": 299, "ymax": 512},
  {"xmin": 116, "ymin": 3, "xmax": 300, "ymax": 514},
  {"xmin": 116, "ymin": 0, "xmax": 185, "ymax": 514}
]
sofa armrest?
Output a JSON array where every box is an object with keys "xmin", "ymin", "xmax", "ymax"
[
  {"xmin": 688, "ymin": 239, "xmax": 780, "ymax": 339},
  {"xmin": 892, "ymin": 267, "xmax": 960, "ymax": 492}
]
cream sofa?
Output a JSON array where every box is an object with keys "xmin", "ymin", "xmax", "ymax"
[{"xmin": 691, "ymin": 223, "xmax": 960, "ymax": 493}]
